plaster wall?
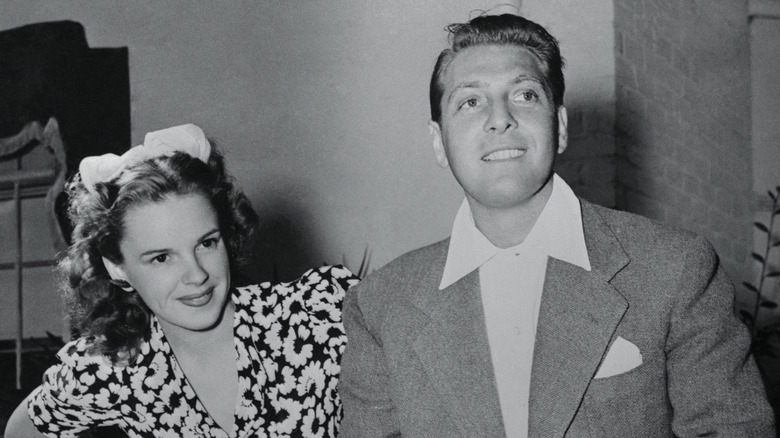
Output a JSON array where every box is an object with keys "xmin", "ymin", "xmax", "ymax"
[{"xmin": 0, "ymin": 0, "xmax": 615, "ymax": 338}]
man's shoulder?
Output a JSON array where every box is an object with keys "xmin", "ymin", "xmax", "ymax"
[
  {"xmin": 583, "ymin": 201, "xmax": 716, "ymax": 263},
  {"xmin": 377, "ymin": 238, "xmax": 449, "ymax": 275},
  {"xmin": 586, "ymin": 201, "xmax": 701, "ymax": 243},
  {"xmin": 352, "ymin": 238, "xmax": 448, "ymax": 305}
]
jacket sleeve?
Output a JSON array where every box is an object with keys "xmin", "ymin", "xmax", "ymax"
[
  {"xmin": 666, "ymin": 236, "xmax": 775, "ymax": 437},
  {"xmin": 338, "ymin": 281, "xmax": 401, "ymax": 437}
]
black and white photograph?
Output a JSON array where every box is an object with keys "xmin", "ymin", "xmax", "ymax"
[{"xmin": 1, "ymin": 1, "xmax": 779, "ymax": 436}]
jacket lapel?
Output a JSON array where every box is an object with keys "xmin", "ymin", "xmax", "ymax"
[
  {"xmin": 412, "ymin": 265, "xmax": 506, "ymax": 437},
  {"xmin": 528, "ymin": 202, "xmax": 630, "ymax": 437}
]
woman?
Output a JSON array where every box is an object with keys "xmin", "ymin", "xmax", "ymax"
[{"xmin": 5, "ymin": 124, "xmax": 358, "ymax": 437}]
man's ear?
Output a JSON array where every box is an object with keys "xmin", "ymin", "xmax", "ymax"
[
  {"xmin": 428, "ymin": 120, "xmax": 449, "ymax": 169},
  {"xmin": 556, "ymin": 106, "xmax": 568, "ymax": 154},
  {"xmin": 102, "ymin": 257, "xmax": 128, "ymax": 282}
]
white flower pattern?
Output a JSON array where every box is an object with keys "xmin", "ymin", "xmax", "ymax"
[{"xmin": 27, "ymin": 265, "xmax": 358, "ymax": 437}]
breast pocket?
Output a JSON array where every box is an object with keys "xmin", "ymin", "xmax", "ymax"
[{"xmin": 582, "ymin": 354, "xmax": 673, "ymax": 437}]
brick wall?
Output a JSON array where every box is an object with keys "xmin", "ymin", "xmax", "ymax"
[
  {"xmin": 536, "ymin": 0, "xmax": 617, "ymax": 209},
  {"xmin": 615, "ymin": 0, "xmax": 753, "ymax": 285},
  {"xmin": 749, "ymin": 2, "xmax": 780, "ymax": 322}
]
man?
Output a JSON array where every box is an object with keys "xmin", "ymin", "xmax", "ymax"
[{"xmin": 339, "ymin": 13, "xmax": 774, "ymax": 438}]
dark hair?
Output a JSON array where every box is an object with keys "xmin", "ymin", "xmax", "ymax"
[
  {"xmin": 429, "ymin": 13, "xmax": 566, "ymax": 124},
  {"xmin": 59, "ymin": 145, "xmax": 258, "ymax": 363}
]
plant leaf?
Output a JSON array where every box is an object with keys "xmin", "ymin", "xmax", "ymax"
[
  {"xmin": 357, "ymin": 246, "xmax": 371, "ymax": 279},
  {"xmin": 753, "ymin": 252, "xmax": 766, "ymax": 263},
  {"xmin": 739, "ymin": 310, "xmax": 754, "ymax": 322},
  {"xmin": 743, "ymin": 282, "xmax": 759, "ymax": 293},
  {"xmin": 755, "ymin": 222, "xmax": 769, "ymax": 233},
  {"xmin": 761, "ymin": 301, "xmax": 779, "ymax": 309}
]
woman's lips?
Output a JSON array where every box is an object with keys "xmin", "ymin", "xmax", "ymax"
[{"xmin": 178, "ymin": 287, "xmax": 214, "ymax": 307}]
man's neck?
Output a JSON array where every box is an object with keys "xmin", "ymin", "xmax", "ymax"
[{"xmin": 467, "ymin": 178, "xmax": 554, "ymax": 249}]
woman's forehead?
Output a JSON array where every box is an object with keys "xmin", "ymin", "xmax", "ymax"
[{"xmin": 120, "ymin": 194, "xmax": 218, "ymax": 249}]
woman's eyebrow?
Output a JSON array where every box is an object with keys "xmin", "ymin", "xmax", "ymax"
[
  {"xmin": 138, "ymin": 229, "xmax": 219, "ymax": 258},
  {"xmin": 199, "ymin": 229, "xmax": 220, "ymax": 241}
]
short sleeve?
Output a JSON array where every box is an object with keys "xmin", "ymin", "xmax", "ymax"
[
  {"xmin": 238, "ymin": 265, "xmax": 359, "ymax": 437},
  {"xmin": 27, "ymin": 337, "xmax": 129, "ymax": 437},
  {"xmin": 306, "ymin": 265, "xmax": 360, "ymax": 314},
  {"xmin": 326, "ymin": 265, "xmax": 361, "ymax": 296}
]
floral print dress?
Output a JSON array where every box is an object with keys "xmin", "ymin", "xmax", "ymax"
[{"xmin": 27, "ymin": 265, "xmax": 358, "ymax": 438}]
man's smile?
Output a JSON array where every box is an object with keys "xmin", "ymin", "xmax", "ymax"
[{"xmin": 481, "ymin": 148, "xmax": 527, "ymax": 161}]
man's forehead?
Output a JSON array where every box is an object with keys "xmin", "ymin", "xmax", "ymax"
[{"xmin": 443, "ymin": 44, "xmax": 548, "ymax": 91}]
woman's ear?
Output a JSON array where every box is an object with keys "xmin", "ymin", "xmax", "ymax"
[
  {"xmin": 103, "ymin": 257, "xmax": 134, "ymax": 292},
  {"xmin": 102, "ymin": 257, "xmax": 128, "ymax": 282}
]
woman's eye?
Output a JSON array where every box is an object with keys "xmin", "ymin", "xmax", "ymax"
[
  {"xmin": 152, "ymin": 254, "xmax": 169, "ymax": 264},
  {"xmin": 201, "ymin": 237, "xmax": 220, "ymax": 249}
]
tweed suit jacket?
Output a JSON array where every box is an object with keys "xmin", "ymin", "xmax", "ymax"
[{"xmin": 339, "ymin": 200, "xmax": 774, "ymax": 437}]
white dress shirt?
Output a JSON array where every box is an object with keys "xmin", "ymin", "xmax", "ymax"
[{"xmin": 439, "ymin": 174, "xmax": 591, "ymax": 438}]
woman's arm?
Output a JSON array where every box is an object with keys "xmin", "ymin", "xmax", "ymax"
[{"xmin": 4, "ymin": 395, "xmax": 48, "ymax": 438}]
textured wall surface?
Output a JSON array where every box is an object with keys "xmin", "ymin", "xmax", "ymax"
[
  {"xmin": 749, "ymin": 0, "xmax": 780, "ymax": 321},
  {"xmin": 523, "ymin": 0, "xmax": 617, "ymax": 208},
  {"xmin": 615, "ymin": 0, "xmax": 753, "ymax": 285},
  {"xmin": 0, "ymin": 1, "xmax": 619, "ymax": 338}
]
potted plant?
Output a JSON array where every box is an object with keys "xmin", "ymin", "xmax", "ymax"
[{"xmin": 739, "ymin": 186, "xmax": 780, "ymax": 423}]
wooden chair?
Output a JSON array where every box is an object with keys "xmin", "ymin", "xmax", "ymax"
[{"xmin": 0, "ymin": 117, "xmax": 66, "ymax": 390}]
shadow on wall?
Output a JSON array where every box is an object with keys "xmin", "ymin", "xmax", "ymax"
[
  {"xmin": 246, "ymin": 188, "xmax": 325, "ymax": 285},
  {"xmin": 555, "ymin": 102, "xmax": 617, "ymax": 209}
]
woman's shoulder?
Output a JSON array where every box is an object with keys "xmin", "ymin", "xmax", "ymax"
[
  {"xmin": 239, "ymin": 267, "xmax": 357, "ymax": 427},
  {"xmin": 28, "ymin": 337, "xmax": 130, "ymax": 422},
  {"xmin": 46, "ymin": 332, "xmax": 169, "ymax": 395},
  {"xmin": 53, "ymin": 336, "xmax": 125, "ymax": 378},
  {"xmin": 236, "ymin": 265, "xmax": 359, "ymax": 304},
  {"xmin": 234, "ymin": 265, "xmax": 359, "ymax": 326}
]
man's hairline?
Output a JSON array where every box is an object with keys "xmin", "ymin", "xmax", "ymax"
[{"xmin": 434, "ymin": 42, "xmax": 559, "ymax": 125}]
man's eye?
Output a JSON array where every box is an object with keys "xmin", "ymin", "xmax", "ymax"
[
  {"xmin": 515, "ymin": 91, "xmax": 539, "ymax": 102},
  {"xmin": 459, "ymin": 98, "xmax": 480, "ymax": 110}
]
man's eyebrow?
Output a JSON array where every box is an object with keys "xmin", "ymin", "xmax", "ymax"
[
  {"xmin": 446, "ymin": 80, "xmax": 485, "ymax": 105},
  {"xmin": 512, "ymin": 74, "xmax": 544, "ymax": 86}
]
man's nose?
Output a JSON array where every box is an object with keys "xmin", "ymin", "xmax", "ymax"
[
  {"xmin": 182, "ymin": 255, "xmax": 209, "ymax": 285},
  {"xmin": 484, "ymin": 101, "xmax": 517, "ymax": 133}
]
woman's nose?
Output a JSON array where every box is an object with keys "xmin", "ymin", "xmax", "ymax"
[{"xmin": 182, "ymin": 255, "xmax": 209, "ymax": 285}]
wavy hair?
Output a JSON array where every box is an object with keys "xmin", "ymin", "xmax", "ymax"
[
  {"xmin": 59, "ymin": 145, "xmax": 258, "ymax": 363},
  {"xmin": 429, "ymin": 13, "xmax": 566, "ymax": 124}
]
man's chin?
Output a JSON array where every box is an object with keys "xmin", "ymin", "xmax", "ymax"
[{"xmin": 468, "ymin": 186, "xmax": 549, "ymax": 211}]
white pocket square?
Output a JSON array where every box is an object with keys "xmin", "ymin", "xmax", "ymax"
[{"xmin": 594, "ymin": 336, "xmax": 642, "ymax": 379}]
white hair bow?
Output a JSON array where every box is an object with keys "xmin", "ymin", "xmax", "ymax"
[{"xmin": 79, "ymin": 124, "xmax": 211, "ymax": 193}]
